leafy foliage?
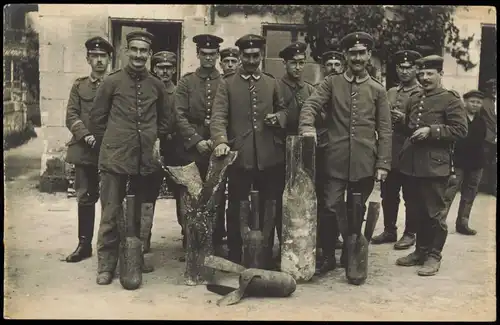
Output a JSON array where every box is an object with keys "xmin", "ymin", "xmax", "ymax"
[
  {"xmin": 214, "ymin": 5, "xmax": 477, "ymax": 71},
  {"xmin": 19, "ymin": 27, "xmax": 40, "ymax": 102}
]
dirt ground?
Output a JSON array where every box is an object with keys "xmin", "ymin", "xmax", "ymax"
[{"xmin": 3, "ymin": 130, "xmax": 497, "ymax": 320}]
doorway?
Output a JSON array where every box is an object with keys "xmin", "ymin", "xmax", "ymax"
[
  {"xmin": 109, "ymin": 18, "xmax": 183, "ymax": 84},
  {"xmin": 478, "ymin": 24, "xmax": 497, "ymax": 92}
]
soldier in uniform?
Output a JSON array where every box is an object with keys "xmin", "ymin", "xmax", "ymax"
[
  {"xmin": 395, "ymin": 55, "xmax": 467, "ymax": 276},
  {"xmin": 175, "ymin": 34, "xmax": 227, "ymax": 256},
  {"xmin": 314, "ymin": 49, "xmax": 345, "ymax": 272},
  {"xmin": 132, "ymin": 50, "xmax": 178, "ymax": 254},
  {"xmin": 89, "ymin": 31, "xmax": 174, "ymax": 285},
  {"xmin": 442, "ymin": 90, "xmax": 487, "ymax": 236},
  {"xmin": 320, "ymin": 50, "xmax": 345, "ymax": 77},
  {"xmin": 299, "ymin": 32, "xmax": 392, "ymax": 273},
  {"xmin": 219, "ymin": 47, "xmax": 240, "ymax": 76},
  {"xmin": 210, "ymin": 34, "xmax": 288, "ymax": 265},
  {"xmin": 372, "ymin": 50, "xmax": 422, "ymax": 250},
  {"xmin": 64, "ymin": 36, "xmax": 114, "ymax": 263}
]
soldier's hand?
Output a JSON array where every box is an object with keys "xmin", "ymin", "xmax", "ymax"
[
  {"xmin": 206, "ymin": 139, "xmax": 214, "ymax": 150},
  {"xmin": 196, "ymin": 140, "xmax": 212, "ymax": 155},
  {"xmin": 84, "ymin": 135, "xmax": 96, "ymax": 148},
  {"xmin": 410, "ymin": 126, "xmax": 431, "ymax": 142},
  {"xmin": 375, "ymin": 168, "xmax": 388, "ymax": 182},
  {"xmin": 391, "ymin": 109, "xmax": 405, "ymax": 122},
  {"xmin": 301, "ymin": 132, "xmax": 317, "ymax": 144},
  {"xmin": 214, "ymin": 143, "xmax": 230, "ymax": 157},
  {"xmin": 152, "ymin": 139, "xmax": 161, "ymax": 165},
  {"xmin": 264, "ymin": 113, "xmax": 279, "ymax": 127}
]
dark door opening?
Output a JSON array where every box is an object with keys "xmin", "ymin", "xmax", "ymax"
[
  {"xmin": 478, "ymin": 24, "xmax": 497, "ymax": 92},
  {"xmin": 109, "ymin": 19, "xmax": 183, "ymax": 85}
]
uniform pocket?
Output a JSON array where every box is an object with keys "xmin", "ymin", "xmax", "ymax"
[{"xmin": 429, "ymin": 151, "xmax": 450, "ymax": 165}]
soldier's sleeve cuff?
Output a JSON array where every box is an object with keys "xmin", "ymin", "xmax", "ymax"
[
  {"xmin": 213, "ymin": 135, "xmax": 228, "ymax": 148},
  {"xmin": 185, "ymin": 133, "xmax": 203, "ymax": 149},
  {"xmin": 71, "ymin": 120, "xmax": 91, "ymax": 141},
  {"xmin": 429, "ymin": 124, "xmax": 442, "ymax": 140},
  {"xmin": 375, "ymin": 160, "xmax": 391, "ymax": 171}
]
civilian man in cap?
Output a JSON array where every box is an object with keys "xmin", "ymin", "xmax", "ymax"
[
  {"xmin": 131, "ymin": 50, "xmax": 178, "ymax": 254},
  {"xmin": 316, "ymin": 49, "xmax": 346, "ymax": 265},
  {"xmin": 299, "ymin": 31, "xmax": 392, "ymax": 273},
  {"xmin": 372, "ymin": 50, "xmax": 422, "ymax": 250},
  {"xmin": 480, "ymin": 78, "xmax": 497, "ymax": 196},
  {"xmin": 210, "ymin": 34, "xmax": 288, "ymax": 265},
  {"xmin": 90, "ymin": 30, "xmax": 174, "ymax": 285},
  {"xmin": 175, "ymin": 34, "xmax": 227, "ymax": 256},
  {"xmin": 64, "ymin": 36, "xmax": 114, "ymax": 263},
  {"xmin": 441, "ymin": 90, "xmax": 487, "ymax": 235},
  {"xmin": 220, "ymin": 47, "xmax": 240, "ymax": 76},
  {"xmin": 394, "ymin": 55, "xmax": 467, "ymax": 276}
]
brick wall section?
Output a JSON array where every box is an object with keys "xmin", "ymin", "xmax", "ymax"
[{"xmin": 36, "ymin": 5, "xmax": 495, "ymax": 191}]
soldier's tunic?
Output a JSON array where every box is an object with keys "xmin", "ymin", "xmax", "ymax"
[
  {"xmin": 89, "ymin": 65, "xmax": 173, "ymax": 273},
  {"xmin": 210, "ymin": 67, "xmax": 288, "ymax": 256},
  {"xmin": 380, "ymin": 83, "xmax": 421, "ymax": 235},
  {"xmin": 175, "ymin": 67, "xmax": 226, "ymax": 244},
  {"xmin": 396, "ymin": 87, "xmax": 467, "ymax": 260},
  {"xmin": 65, "ymin": 74, "xmax": 103, "ymax": 207},
  {"xmin": 299, "ymin": 70, "xmax": 392, "ymax": 253}
]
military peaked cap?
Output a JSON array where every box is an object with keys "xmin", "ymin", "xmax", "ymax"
[
  {"xmin": 235, "ymin": 34, "xmax": 266, "ymax": 51},
  {"xmin": 220, "ymin": 47, "xmax": 240, "ymax": 59},
  {"xmin": 193, "ymin": 34, "xmax": 224, "ymax": 49},
  {"xmin": 392, "ymin": 50, "xmax": 422, "ymax": 66},
  {"xmin": 126, "ymin": 30, "xmax": 155, "ymax": 45},
  {"xmin": 463, "ymin": 89, "xmax": 485, "ymax": 99},
  {"xmin": 321, "ymin": 50, "xmax": 344, "ymax": 64},
  {"xmin": 415, "ymin": 55, "xmax": 444, "ymax": 70},
  {"xmin": 152, "ymin": 51, "xmax": 177, "ymax": 67},
  {"xmin": 279, "ymin": 42, "xmax": 308, "ymax": 61},
  {"xmin": 85, "ymin": 36, "xmax": 114, "ymax": 54},
  {"xmin": 340, "ymin": 32, "xmax": 374, "ymax": 51}
]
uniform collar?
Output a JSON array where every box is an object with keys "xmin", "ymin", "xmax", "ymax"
[
  {"xmin": 422, "ymin": 86, "xmax": 446, "ymax": 97},
  {"xmin": 282, "ymin": 73, "xmax": 304, "ymax": 89},
  {"xmin": 397, "ymin": 82, "xmax": 420, "ymax": 92},
  {"xmin": 239, "ymin": 67, "xmax": 261, "ymax": 81},
  {"xmin": 195, "ymin": 67, "xmax": 220, "ymax": 80},
  {"xmin": 89, "ymin": 72, "xmax": 104, "ymax": 83},
  {"xmin": 163, "ymin": 80, "xmax": 175, "ymax": 94},
  {"xmin": 124, "ymin": 65, "xmax": 149, "ymax": 80},
  {"xmin": 343, "ymin": 69, "xmax": 370, "ymax": 84}
]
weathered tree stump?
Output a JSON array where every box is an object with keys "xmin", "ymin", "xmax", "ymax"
[
  {"xmin": 164, "ymin": 152, "xmax": 238, "ymax": 286},
  {"xmin": 281, "ymin": 135, "xmax": 317, "ymax": 281},
  {"xmin": 118, "ymin": 195, "xmax": 143, "ymax": 290}
]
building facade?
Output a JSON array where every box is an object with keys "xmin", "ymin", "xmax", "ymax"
[{"xmin": 35, "ymin": 4, "xmax": 496, "ymax": 189}]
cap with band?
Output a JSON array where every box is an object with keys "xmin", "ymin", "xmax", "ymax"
[
  {"xmin": 85, "ymin": 36, "xmax": 114, "ymax": 54},
  {"xmin": 463, "ymin": 90, "xmax": 485, "ymax": 99},
  {"xmin": 152, "ymin": 51, "xmax": 177, "ymax": 67},
  {"xmin": 340, "ymin": 32, "xmax": 374, "ymax": 51},
  {"xmin": 392, "ymin": 50, "xmax": 422, "ymax": 66},
  {"xmin": 415, "ymin": 55, "xmax": 444, "ymax": 70},
  {"xmin": 279, "ymin": 42, "xmax": 308, "ymax": 61},
  {"xmin": 193, "ymin": 34, "xmax": 224, "ymax": 50},
  {"xmin": 235, "ymin": 34, "xmax": 266, "ymax": 52},
  {"xmin": 126, "ymin": 30, "xmax": 155, "ymax": 45},
  {"xmin": 220, "ymin": 47, "xmax": 240, "ymax": 60}
]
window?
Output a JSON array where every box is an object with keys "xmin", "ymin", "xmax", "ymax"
[{"xmin": 262, "ymin": 25, "xmax": 320, "ymax": 85}]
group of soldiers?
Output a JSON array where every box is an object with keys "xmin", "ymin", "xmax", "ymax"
[{"xmin": 63, "ymin": 27, "xmax": 496, "ymax": 286}]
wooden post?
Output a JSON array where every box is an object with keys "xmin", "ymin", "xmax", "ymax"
[
  {"xmin": 164, "ymin": 152, "xmax": 238, "ymax": 286},
  {"xmin": 281, "ymin": 135, "xmax": 317, "ymax": 281}
]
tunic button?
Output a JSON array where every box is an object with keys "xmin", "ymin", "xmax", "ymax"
[
  {"xmin": 138, "ymin": 99, "xmax": 141, "ymax": 103},
  {"xmin": 138, "ymin": 130, "xmax": 142, "ymax": 132},
  {"xmin": 254, "ymin": 126, "xmax": 257, "ymax": 129},
  {"xmin": 208, "ymin": 90, "xmax": 211, "ymax": 93},
  {"xmin": 137, "ymin": 85, "xmax": 141, "ymax": 88},
  {"xmin": 417, "ymin": 118, "xmax": 420, "ymax": 121},
  {"xmin": 253, "ymin": 105, "xmax": 257, "ymax": 108},
  {"xmin": 418, "ymin": 113, "xmax": 422, "ymax": 116},
  {"xmin": 253, "ymin": 92, "xmax": 256, "ymax": 95},
  {"xmin": 207, "ymin": 102, "xmax": 211, "ymax": 106},
  {"xmin": 437, "ymin": 128, "xmax": 440, "ymax": 132},
  {"xmin": 254, "ymin": 112, "xmax": 257, "ymax": 115},
  {"xmin": 207, "ymin": 109, "xmax": 211, "ymax": 112},
  {"xmin": 208, "ymin": 96, "xmax": 211, "ymax": 99}
]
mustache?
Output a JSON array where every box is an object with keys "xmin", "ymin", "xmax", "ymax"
[{"xmin": 132, "ymin": 57, "xmax": 147, "ymax": 62}]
